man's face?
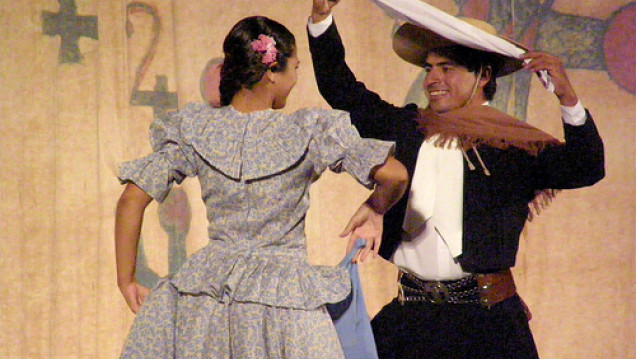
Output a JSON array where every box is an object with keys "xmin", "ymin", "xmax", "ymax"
[{"xmin": 422, "ymin": 52, "xmax": 481, "ymax": 113}]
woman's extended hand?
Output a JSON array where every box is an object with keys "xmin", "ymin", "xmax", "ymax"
[{"xmin": 340, "ymin": 202, "xmax": 383, "ymax": 263}]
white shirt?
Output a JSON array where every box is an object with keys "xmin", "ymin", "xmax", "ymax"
[{"xmin": 308, "ymin": 15, "xmax": 587, "ymax": 280}]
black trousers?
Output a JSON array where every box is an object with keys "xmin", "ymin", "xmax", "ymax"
[{"xmin": 371, "ymin": 294, "xmax": 539, "ymax": 359}]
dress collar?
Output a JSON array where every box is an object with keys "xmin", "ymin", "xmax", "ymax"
[{"xmin": 186, "ymin": 104, "xmax": 310, "ymax": 181}]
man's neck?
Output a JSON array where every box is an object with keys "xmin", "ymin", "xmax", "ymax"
[{"xmin": 434, "ymin": 102, "xmax": 488, "ymax": 115}]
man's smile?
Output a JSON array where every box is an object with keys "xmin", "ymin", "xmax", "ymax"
[{"xmin": 427, "ymin": 89, "xmax": 450, "ymax": 98}]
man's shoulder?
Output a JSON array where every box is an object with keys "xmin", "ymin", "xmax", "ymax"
[{"xmin": 399, "ymin": 103, "xmax": 421, "ymax": 120}]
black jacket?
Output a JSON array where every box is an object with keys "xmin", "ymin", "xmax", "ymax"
[{"xmin": 308, "ymin": 22, "xmax": 605, "ymax": 273}]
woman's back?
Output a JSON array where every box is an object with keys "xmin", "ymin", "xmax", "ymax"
[{"xmin": 123, "ymin": 103, "xmax": 391, "ymax": 250}]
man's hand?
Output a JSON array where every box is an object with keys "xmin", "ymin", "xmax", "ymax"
[
  {"xmin": 312, "ymin": 0, "xmax": 340, "ymax": 23},
  {"xmin": 340, "ymin": 202, "xmax": 383, "ymax": 263},
  {"xmin": 521, "ymin": 51, "xmax": 578, "ymax": 106}
]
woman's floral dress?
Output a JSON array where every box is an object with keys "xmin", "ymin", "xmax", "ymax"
[{"xmin": 118, "ymin": 103, "xmax": 393, "ymax": 358}]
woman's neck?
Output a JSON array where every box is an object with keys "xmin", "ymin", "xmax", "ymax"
[{"xmin": 231, "ymin": 86, "xmax": 272, "ymax": 113}]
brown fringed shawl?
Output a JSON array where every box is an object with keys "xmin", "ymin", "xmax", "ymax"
[{"xmin": 415, "ymin": 105, "xmax": 564, "ymax": 219}]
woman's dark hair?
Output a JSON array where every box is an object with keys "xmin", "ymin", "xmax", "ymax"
[
  {"xmin": 429, "ymin": 45, "xmax": 503, "ymax": 101},
  {"xmin": 220, "ymin": 16, "xmax": 296, "ymax": 106}
]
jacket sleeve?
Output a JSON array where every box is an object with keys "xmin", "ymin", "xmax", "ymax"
[
  {"xmin": 308, "ymin": 20, "xmax": 417, "ymax": 142},
  {"xmin": 533, "ymin": 110, "xmax": 605, "ymax": 189}
]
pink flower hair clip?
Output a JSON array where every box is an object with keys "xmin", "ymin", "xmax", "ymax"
[{"xmin": 251, "ymin": 34, "xmax": 278, "ymax": 67}]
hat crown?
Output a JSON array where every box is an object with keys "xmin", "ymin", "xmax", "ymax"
[
  {"xmin": 392, "ymin": 18, "xmax": 524, "ymax": 77},
  {"xmin": 457, "ymin": 17, "xmax": 498, "ymax": 36}
]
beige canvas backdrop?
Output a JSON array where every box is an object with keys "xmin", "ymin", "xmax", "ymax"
[{"xmin": 1, "ymin": 0, "xmax": 633, "ymax": 358}]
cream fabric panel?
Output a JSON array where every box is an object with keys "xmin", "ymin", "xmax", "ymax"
[
  {"xmin": 1, "ymin": 1, "xmax": 59, "ymax": 356},
  {"xmin": 96, "ymin": 1, "xmax": 138, "ymax": 357},
  {"xmin": 0, "ymin": 0, "xmax": 633, "ymax": 358},
  {"xmin": 1, "ymin": 0, "xmax": 101, "ymax": 357},
  {"xmin": 509, "ymin": 2, "xmax": 634, "ymax": 357},
  {"xmin": 521, "ymin": 69, "xmax": 635, "ymax": 358}
]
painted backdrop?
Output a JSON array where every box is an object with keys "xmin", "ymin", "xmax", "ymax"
[{"xmin": 1, "ymin": 0, "xmax": 634, "ymax": 358}]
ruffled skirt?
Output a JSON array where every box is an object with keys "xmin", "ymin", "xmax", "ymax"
[{"xmin": 120, "ymin": 241, "xmax": 350, "ymax": 359}]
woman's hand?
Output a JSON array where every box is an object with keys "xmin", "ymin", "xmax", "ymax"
[
  {"xmin": 338, "ymin": 155, "xmax": 407, "ymax": 262},
  {"xmin": 119, "ymin": 280, "xmax": 150, "ymax": 314},
  {"xmin": 340, "ymin": 202, "xmax": 384, "ymax": 263}
]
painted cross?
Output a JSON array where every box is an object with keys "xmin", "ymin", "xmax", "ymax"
[
  {"xmin": 42, "ymin": 0, "xmax": 98, "ymax": 64},
  {"xmin": 130, "ymin": 75, "xmax": 178, "ymax": 119}
]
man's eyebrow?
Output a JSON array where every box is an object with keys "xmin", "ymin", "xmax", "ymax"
[{"xmin": 426, "ymin": 60, "xmax": 457, "ymax": 67}]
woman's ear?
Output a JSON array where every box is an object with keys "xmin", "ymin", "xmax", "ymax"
[{"xmin": 263, "ymin": 69, "xmax": 276, "ymax": 84}]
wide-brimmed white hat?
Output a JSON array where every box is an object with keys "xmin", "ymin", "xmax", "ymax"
[{"xmin": 372, "ymin": 0, "xmax": 527, "ymax": 77}]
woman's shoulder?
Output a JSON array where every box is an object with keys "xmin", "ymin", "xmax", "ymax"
[
  {"xmin": 154, "ymin": 102, "xmax": 217, "ymax": 130},
  {"xmin": 289, "ymin": 107, "xmax": 351, "ymax": 134},
  {"xmin": 176, "ymin": 102, "xmax": 226, "ymax": 126},
  {"xmin": 171, "ymin": 103, "xmax": 247, "ymax": 137}
]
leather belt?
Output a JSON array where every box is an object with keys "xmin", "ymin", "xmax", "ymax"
[
  {"xmin": 397, "ymin": 268, "xmax": 517, "ymax": 308},
  {"xmin": 475, "ymin": 269, "xmax": 517, "ymax": 307}
]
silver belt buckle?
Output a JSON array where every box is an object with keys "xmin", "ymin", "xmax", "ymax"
[{"xmin": 424, "ymin": 281, "xmax": 450, "ymax": 304}]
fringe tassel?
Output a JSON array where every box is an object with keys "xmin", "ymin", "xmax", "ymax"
[
  {"xmin": 527, "ymin": 189, "xmax": 559, "ymax": 221},
  {"xmin": 460, "ymin": 147, "xmax": 476, "ymax": 170},
  {"xmin": 471, "ymin": 146, "xmax": 491, "ymax": 176}
]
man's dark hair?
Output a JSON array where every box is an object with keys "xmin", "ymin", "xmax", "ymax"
[{"xmin": 428, "ymin": 45, "xmax": 503, "ymax": 101}]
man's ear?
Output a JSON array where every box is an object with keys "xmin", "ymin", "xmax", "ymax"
[{"xmin": 480, "ymin": 65, "xmax": 493, "ymax": 86}]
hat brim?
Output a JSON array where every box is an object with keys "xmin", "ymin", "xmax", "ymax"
[{"xmin": 393, "ymin": 23, "xmax": 525, "ymax": 77}]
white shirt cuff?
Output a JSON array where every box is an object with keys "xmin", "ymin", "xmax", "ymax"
[
  {"xmin": 307, "ymin": 14, "xmax": 333, "ymax": 38},
  {"xmin": 561, "ymin": 100, "xmax": 586, "ymax": 126}
]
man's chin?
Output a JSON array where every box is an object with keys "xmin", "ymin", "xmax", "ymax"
[{"xmin": 429, "ymin": 105, "xmax": 451, "ymax": 114}]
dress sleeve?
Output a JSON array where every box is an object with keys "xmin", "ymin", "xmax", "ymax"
[
  {"xmin": 118, "ymin": 110, "xmax": 198, "ymax": 202},
  {"xmin": 302, "ymin": 108, "xmax": 395, "ymax": 189}
]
